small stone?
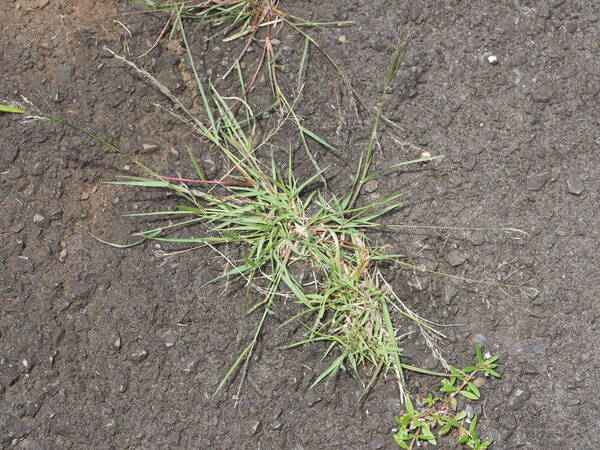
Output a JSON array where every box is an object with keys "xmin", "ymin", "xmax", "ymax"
[
  {"xmin": 446, "ymin": 250, "xmax": 466, "ymax": 267},
  {"xmin": 408, "ymin": 275, "xmax": 430, "ymax": 292},
  {"xmin": 31, "ymin": 162, "xmax": 45, "ymax": 176},
  {"xmin": 469, "ymin": 234, "xmax": 486, "ymax": 246},
  {"xmin": 129, "ymin": 349, "xmax": 148, "ymax": 363},
  {"xmin": 566, "ymin": 169, "xmax": 584, "ymax": 195},
  {"xmin": 472, "ymin": 377, "xmax": 487, "ymax": 388},
  {"xmin": 519, "ymin": 341, "xmax": 542, "ymax": 354},
  {"xmin": 15, "ymin": 2, "xmax": 22, "ymax": 10},
  {"xmin": 420, "ymin": 151, "xmax": 432, "ymax": 159},
  {"xmin": 8, "ymin": 167, "xmax": 23, "ymax": 179},
  {"xmin": 21, "ymin": 358, "xmax": 33, "ymax": 373},
  {"xmin": 338, "ymin": 35, "xmax": 347, "ymax": 44},
  {"xmin": 508, "ymin": 388, "xmax": 531, "ymax": 410},
  {"xmin": 487, "ymin": 55, "xmax": 498, "ymax": 64},
  {"xmin": 12, "ymin": 223, "xmax": 25, "ymax": 233},
  {"xmin": 141, "ymin": 142, "xmax": 160, "ymax": 153},
  {"xmin": 36, "ymin": 0, "xmax": 50, "ymax": 8},
  {"xmin": 80, "ymin": 192, "xmax": 90, "ymax": 200},
  {"xmin": 110, "ymin": 332, "xmax": 121, "ymax": 350},
  {"xmin": 54, "ymin": 299, "xmax": 70, "ymax": 312},
  {"xmin": 181, "ymin": 358, "xmax": 198, "ymax": 373},
  {"xmin": 68, "ymin": 280, "xmax": 96, "ymax": 300},
  {"xmin": 163, "ymin": 333, "xmax": 177, "ymax": 348},
  {"xmin": 364, "ymin": 180, "xmax": 379, "ymax": 193},
  {"xmin": 472, "ymin": 333, "xmax": 486, "ymax": 345},
  {"xmin": 33, "ymin": 213, "xmax": 48, "ymax": 227},
  {"xmin": 520, "ymin": 362, "xmax": 539, "ymax": 376},
  {"xmin": 245, "ymin": 420, "xmax": 261, "ymax": 436},
  {"xmin": 59, "ymin": 248, "xmax": 68, "ymax": 260},
  {"xmin": 512, "ymin": 431, "xmax": 528, "ymax": 447},
  {"xmin": 271, "ymin": 38, "xmax": 281, "ymax": 46},
  {"xmin": 443, "ymin": 285, "xmax": 458, "ymax": 304},
  {"xmin": 526, "ymin": 171, "xmax": 550, "ymax": 191},
  {"xmin": 105, "ymin": 420, "xmax": 117, "ymax": 436},
  {"xmin": 1, "ymin": 143, "xmax": 19, "ymax": 167},
  {"xmin": 73, "ymin": 314, "xmax": 91, "ymax": 332}
]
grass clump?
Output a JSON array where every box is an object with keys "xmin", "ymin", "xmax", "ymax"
[
  {"xmin": 104, "ymin": 78, "xmax": 443, "ymax": 398},
  {"xmin": 133, "ymin": 0, "xmax": 350, "ymax": 96}
]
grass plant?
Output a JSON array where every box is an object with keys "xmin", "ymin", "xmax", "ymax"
[
  {"xmin": 21, "ymin": 30, "xmax": 443, "ymax": 399},
  {"xmin": 98, "ymin": 75, "xmax": 444, "ymax": 399}
]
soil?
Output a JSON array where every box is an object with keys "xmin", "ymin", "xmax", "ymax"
[{"xmin": 1, "ymin": 0, "xmax": 599, "ymax": 449}]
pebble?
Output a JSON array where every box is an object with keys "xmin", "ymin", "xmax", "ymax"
[
  {"xmin": 443, "ymin": 284, "xmax": 458, "ymax": 304},
  {"xmin": 508, "ymin": 388, "xmax": 531, "ymax": 410},
  {"xmin": 110, "ymin": 332, "xmax": 121, "ymax": 350},
  {"xmin": 244, "ymin": 420, "xmax": 261, "ymax": 436},
  {"xmin": 141, "ymin": 142, "xmax": 160, "ymax": 154},
  {"xmin": 33, "ymin": 213, "xmax": 48, "ymax": 227},
  {"xmin": 80, "ymin": 192, "xmax": 90, "ymax": 200},
  {"xmin": 12, "ymin": 222, "xmax": 25, "ymax": 233},
  {"xmin": 129, "ymin": 349, "xmax": 148, "ymax": 363},
  {"xmin": 472, "ymin": 376, "xmax": 487, "ymax": 388},
  {"xmin": 407, "ymin": 275, "xmax": 430, "ymax": 292},
  {"xmin": 519, "ymin": 341, "xmax": 543, "ymax": 354},
  {"xmin": 472, "ymin": 333, "xmax": 486, "ymax": 345},
  {"xmin": 73, "ymin": 314, "xmax": 91, "ymax": 332},
  {"xmin": 54, "ymin": 299, "xmax": 70, "ymax": 312},
  {"xmin": 338, "ymin": 35, "xmax": 347, "ymax": 44},
  {"xmin": 364, "ymin": 180, "xmax": 379, "ymax": 193},
  {"xmin": 181, "ymin": 357, "xmax": 198, "ymax": 373},
  {"xmin": 512, "ymin": 431, "xmax": 528, "ymax": 447},
  {"xmin": 105, "ymin": 420, "xmax": 117, "ymax": 436},
  {"xmin": 58, "ymin": 248, "xmax": 68, "ymax": 260},
  {"xmin": 487, "ymin": 55, "xmax": 498, "ymax": 64},
  {"xmin": 31, "ymin": 162, "xmax": 45, "ymax": 176},
  {"xmin": 445, "ymin": 250, "xmax": 466, "ymax": 267},
  {"xmin": 1, "ymin": 143, "xmax": 19, "ymax": 167},
  {"xmin": 566, "ymin": 169, "xmax": 584, "ymax": 195},
  {"xmin": 8, "ymin": 167, "xmax": 23, "ymax": 179},
  {"xmin": 525, "ymin": 171, "xmax": 550, "ymax": 191},
  {"xmin": 163, "ymin": 333, "xmax": 177, "ymax": 348}
]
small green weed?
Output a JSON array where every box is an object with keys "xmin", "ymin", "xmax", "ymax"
[{"xmin": 393, "ymin": 346, "xmax": 500, "ymax": 449}]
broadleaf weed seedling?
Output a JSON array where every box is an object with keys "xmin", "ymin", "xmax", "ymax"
[{"xmin": 393, "ymin": 346, "xmax": 500, "ymax": 449}]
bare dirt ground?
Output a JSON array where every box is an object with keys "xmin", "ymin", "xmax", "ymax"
[{"xmin": 1, "ymin": 1, "xmax": 600, "ymax": 449}]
